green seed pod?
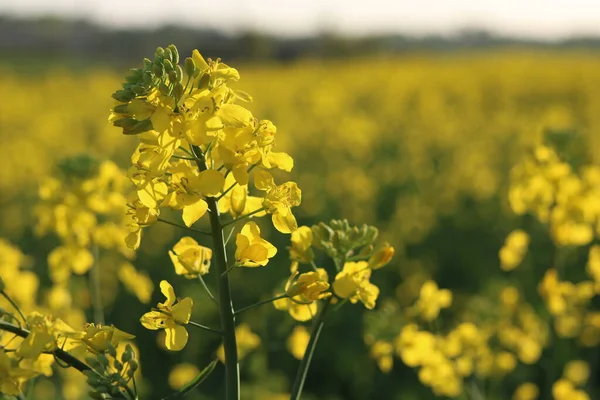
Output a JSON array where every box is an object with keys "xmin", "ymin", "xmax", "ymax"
[
  {"xmin": 154, "ymin": 47, "xmax": 165, "ymax": 59},
  {"xmin": 168, "ymin": 44, "xmax": 179, "ymax": 64},
  {"xmin": 184, "ymin": 57, "xmax": 196, "ymax": 77}
]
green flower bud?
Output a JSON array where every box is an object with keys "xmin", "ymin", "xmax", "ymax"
[
  {"xmin": 113, "ymin": 118, "xmax": 138, "ymax": 129},
  {"xmin": 143, "ymin": 57, "xmax": 152, "ymax": 68},
  {"xmin": 154, "ymin": 47, "xmax": 165, "ymax": 59},
  {"xmin": 175, "ymin": 65, "xmax": 183, "ymax": 82},
  {"xmin": 88, "ymin": 390, "xmax": 105, "ymax": 400},
  {"xmin": 168, "ymin": 44, "xmax": 179, "ymax": 64},
  {"xmin": 163, "ymin": 59, "xmax": 174, "ymax": 72},
  {"xmin": 159, "ymin": 83, "xmax": 170, "ymax": 96},
  {"xmin": 197, "ymin": 73, "xmax": 210, "ymax": 89},
  {"xmin": 184, "ymin": 57, "xmax": 196, "ymax": 77},
  {"xmin": 112, "ymin": 89, "xmax": 136, "ymax": 103},
  {"xmin": 112, "ymin": 104, "xmax": 129, "ymax": 115},
  {"xmin": 125, "ymin": 119, "xmax": 153, "ymax": 135},
  {"xmin": 153, "ymin": 62, "xmax": 164, "ymax": 78},
  {"xmin": 168, "ymin": 70, "xmax": 178, "ymax": 84},
  {"xmin": 113, "ymin": 360, "xmax": 123, "ymax": 371},
  {"xmin": 128, "ymin": 359, "xmax": 139, "ymax": 372},
  {"xmin": 0, "ymin": 278, "xmax": 5, "ymax": 292},
  {"xmin": 143, "ymin": 71, "xmax": 153, "ymax": 86},
  {"xmin": 106, "ymin": 342, "xmax": 117, "ymax": 358},
  {"xmin": 163, "ymin": 48, "xmax": 173, "ymax": 63},
  {"xmin": 130, "ymin": 85, "xmax": 146, "ymax": 95},
  {"xmin": 173, "ymin": 83, "xmax": 184, "ymax": 99},
  {"xmin": 97, "ymin": 353, "xmax": 109, "ymax": 367}
]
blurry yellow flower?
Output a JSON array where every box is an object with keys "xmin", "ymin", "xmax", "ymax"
[
  {"xmin": 140, "ymin": 280, "xmax": 193, "ymax": 351},
  {"xmin": 17, "ymin": 313, "xmax": 76, "ymax": 360},
  {"xmin": 499, "ymin": 229, "xmax": 530, "ymax": 271},
  {"xmin": 0, "ymin": 349, "xmax": 38, "ymax": 395},
  {"xmin": 333, "ymin": 261, "xmax": 380, "ymax": 309},
  {"xmin": 564, "ymin": 360, "xmax": 590, "ymax": 386},
  {"xmin": 287, "ymin": 326, "xmax": 310, "ymax": 360},
  {"xmin": 217, "ymin": 323, "xmax": 260, "ymax": 362},
  {"xmin": 168, "ymin": 363, "xmax": 200, "ymax": 389},
  {"xmin": 370, "ymin": 340, "xmax": 393, "ymax": 373},
  {"xmin": 289, "ymin": 226, "xmax": 314, "ymax": 263},
  {"xmin": 415, "ymin": 280, "xmax": 452, "ymax": 321},
  {"xmin": 168, "ymin": 237, "xmax": 212, "ymax": 277},
  {"xmin": 118, "ymin": 262, "xmax": 154, "ymax": 303},
  {"xmin": 512, "ymin": 382, "xmax": 539, "ymax": 400},
  {"xmin": 235, "ymin": 222, "xmax": 277, "ymax": 267}
]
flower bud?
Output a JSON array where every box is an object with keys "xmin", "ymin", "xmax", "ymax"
[
  {"xmin": 184, "ymin": 57, "xmax": 196, "ymax": 77},
  {"xmin": 367, "ymin": 242, "xmax": 394, "ymax": 270},
  {"xmin": 173, "ymin": 83, "xmax": 184, "ymax": 100},
  {"xmin": 167, "ymin": 44, "xmax": 179, "ymax": 64},
  {"xmin": 153, "ymin": 62, "xmax": 164, "ymax": 78},
  {"xmin": 154, "ymin": 47, "xmax": 165, "ymax": 59},
  {"xmin": 163, "ymin": 47, "xmax": 173, "ymax": 62},
  {"xmin": 0, "ymin": 277, "xmax": 5, "ymax": 292},
  {"xmin": 112, "ymin": 89, "xmax": 135, "ymax": 103},
  {"xmin": 163, "ymin": 59, "xmax": 174, "ymax": 72}
]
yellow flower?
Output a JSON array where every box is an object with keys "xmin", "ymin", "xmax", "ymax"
[
  {"xmin": 499, "ymin": 229, "xmax": 530, "ymax": 271},
  {"xmin": 512, "ymin": 382, "xmax": 539, "ymax": 400},
  {"xmin": 333, "ymin": 261, "xmax": 380, "ymax": 309},
  {"xmin": 262, "ymin": 182, "xmax": 301, "ymax": 234},
  {"xmin": 564, "ymin": 360, "xmax": 590, "ymax": 386},
  {"xmin": 162, "ymin": 163, "xmax": 225, "ymax": 227},
  {"xmin": 235, "ymin": 221, "xmax": 277, "ymax": 267},
  {"xmin": 17, "ymin": 313, "xmax": 77, "ymax": 360},
  {"xmin": 118, "ymin": 262, "xmax": 154, "ymax": 303},
  {"xmin": 287, "ymin": 326, "xmax": 310, "ymax": 360},
  {"xmin": 217, "ymin": 323, "xmax": 260, "ymax": 362},
  {"xmin": 168, "ymin": 363, "xmax": 200, "ymax": 390},
  {"xmin": 370, "ymin": 340, "xmax": 394, "ymax": 373},
  {"xmin": 140, "ymin": 280, "xmax": 193, "ymax": 351},
  {"xmin": 415, "ymin": 280, "xmax": 452, "ymax": 321},
  {"xmin": 0, "ymin": 349, "xmax": 38, "ymax": 395},
  {"xmin": 286, "ymin": 271, "xmax": 331, "ymax": 301},
  {"xmin": 289, "ymin": 226, "xmax": 314, "ymax": 263},
  {"xmin": 169, "ymin": 237, "xmax": 212, "ymax": 277}
]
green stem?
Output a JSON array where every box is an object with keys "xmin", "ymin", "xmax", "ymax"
[
  {"xmin": 89, "ymin": 243, "xmax": 105, "ymax": 325},
  {"xmin": 216, "ymin": 182, "xmax": 238, "ymax": 201},
  {"xmin": 197, "ymin": 275, "xmax": 218, "ymax": 306},
  {"xmin": 187, "ymin": 321, "xmax": 223, "ymax": 335},
  {"xmin": 191, "ymin": 145, "xmax": 240, "ymax": 400},
  {"xmin": 0, "ymin": 321, "xmax": 90, "ymax": 373},
  {"xmin": 1, "ymin": 291, "xmax": 27, "ymax": 325},
  {"xmin": 221, "ymin": 208, "xmax": 266, "ymax": 228},
  {"xmin": 289, "ymin": 298, "xmax": 332, "ymax": 400},
  {"xmin": 234, "ymin": 294, "xmax": 288, "ymax": 317},
  {"xmin": 156, "ymin": 217, "xmax": 211, "ymax": 235}
]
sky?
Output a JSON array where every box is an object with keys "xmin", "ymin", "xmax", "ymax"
[{"xmin": 3, "ymin": 0, "xmax": 600, "ymax": 39}]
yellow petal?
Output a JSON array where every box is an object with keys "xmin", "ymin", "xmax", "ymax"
[
  {"xmin": 196, "ymin": 170, "xmax": 225, "ymax": 196},
  {"xmin": 165, "ymin": 325, "xmax": 189, "ymax": 351},
  {"xmin": 182, "ymin": 199, "xmax": 208, "ymax": 227},
  {"xmin": 272, "ymin": 211, "xmax": 297, "ymax": 234},
  {"xmin": 171, "ymin": 298, "xmax": 193, "ymax": 324},
  {"xmin": 267, "ymin": 152, "xmax": 294, "ymax": 172},
  {"xmin": 160, "ymin": 280, "xmax": 176, "ymax": 307}
]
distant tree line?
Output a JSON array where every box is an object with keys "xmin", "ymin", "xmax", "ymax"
[{"xmin": 2, "ymin": 15, "xmax": 600, "ymax": 67}]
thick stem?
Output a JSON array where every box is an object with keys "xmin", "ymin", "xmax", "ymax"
[
  {"xmin": 192, "ymin": 145, "xmax": 240, "ymax": 400},
  {"xmin": 289, "ymin": 298, "xmax": 332, "ymax": 400}
]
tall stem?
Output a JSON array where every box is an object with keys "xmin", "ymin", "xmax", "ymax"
[
  {"xmin": 192, "ymin": 145, "xmax": 240, "ymax": 400},
  {"xmin": 289, "ymin": 298, "xmax": 332, "ymax": 400}
]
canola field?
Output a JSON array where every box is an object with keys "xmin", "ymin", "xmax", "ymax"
[{"xmin": 0, "ymin": 50, "xmax": 600, "ymax": 400}]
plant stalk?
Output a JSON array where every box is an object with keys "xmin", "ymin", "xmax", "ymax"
[
  {"xmin": 289, "ymin": 298, "xmax": 332, "ymax": 400},
  {"xmin": 192, "ymin": 145, "xmax": 240, "ymax": 400}
]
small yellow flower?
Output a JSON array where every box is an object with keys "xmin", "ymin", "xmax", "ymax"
[
  {"xmin": 0, "ymin": 349, "xmax": 38, "ymax": 395},
  {"xmin": 235, "ymin": 222, "xmax": 277, "ymax": 267},
  {"xmin": 499, "ymin": 229, "xmax": 530, "ymax": 271},
  {"xmin": 287, "ymin": 326, "xmax": 310, "ymax": 360},
  {"xmin": 512, "ymin": 382, "xmax": 539, "ymax": 400},
  {"xmin": 217, "ymin": 323, "xmax": 260, "ymax": 362},
  {"xmin": 118, "ymin": 262, "xmax": 154, "ymax": 303},
  {"xmin": 333, "ymin": 261, "xmax": 380, "ymax": 309},
  {"xmin": 286, "ymin": 271, "xmax": 330, "ymax": 301},
  {"xmin": 564, "ymin": 360, "xmax": 590, "ymax": 386},
  {"xmin": 415, "ymin": 280, "xmax": 452, "ymax": 321},
  {"xmin": 370, "ymin": 340, "xmax": 394, "ymax": 373},
  {"xmin": 262, "ymin": 182, "xmax": 301, "ymax": 234},
  {"xmin": 140, "ymin": 280, "xmax": 193, "ymax": 351},
  {"xmin": 289, "ymin": 226, "xmax": 314, "ymax": 263},
  {"xmin": 168, "ymin": 363, "xmax": 200, "ymax": 389},
  {"xmin": 169, "ymin": 237, "xmax": 212, "ymax": 277}
]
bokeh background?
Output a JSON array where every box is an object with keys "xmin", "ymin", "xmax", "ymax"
[{"xmin": 1, "ymin": 1, "xmax": 600, "ymax": 399}]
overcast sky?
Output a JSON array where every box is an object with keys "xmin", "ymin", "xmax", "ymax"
[{"xmin": 3, "ymin": 0, "xmax": 600, "ymax": 39}]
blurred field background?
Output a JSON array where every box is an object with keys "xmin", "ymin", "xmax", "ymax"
[{"xmin": 1, "ymin": 13, "xmax": 600, "ymax": 400}]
